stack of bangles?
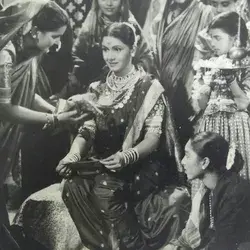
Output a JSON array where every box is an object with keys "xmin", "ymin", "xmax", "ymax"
[
  {"xmin": 120, "ymin": 148, "xmax": 139, "ymax": 166},
  {"xmin": 43, "ymin": 113, "xmax": 59, "ymax": 130}
]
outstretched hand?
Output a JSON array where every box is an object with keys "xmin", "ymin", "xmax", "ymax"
[{"xmin": 57, "ymin": 109, "xmax": 93, "ymax": 125}]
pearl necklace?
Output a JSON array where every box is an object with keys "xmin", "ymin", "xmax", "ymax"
[
  {"xmin": 98, "ymin": 67, "xmax": 141, "ymax": 109},
  {"xmin": 106, "ymin": 66, "xmax": 138, "ymax": 92},
  {"xmin": 209, "ymin": 192, "xmax": 214, "ymax": 229}
]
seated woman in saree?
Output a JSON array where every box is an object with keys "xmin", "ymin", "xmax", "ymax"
[
  {"xmin": 50, "ymin": 0, "xmax": 154, "ymax": 100},
  {"xmin": 56, "ymin": 22, "xmax": 190, "ymax": 250},
  {"xmin": 0, "ymin": 1, "xmax": 87, "ymax": 249},
  {"xmin": 163, "ymin": 131, "xmax": 250, "ymax": 250}
]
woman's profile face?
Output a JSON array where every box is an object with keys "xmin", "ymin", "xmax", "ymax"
[
  {"xmin": 209, "ymin": 28, "xmax": 235, "ymax": 56},
  {"xmin": 98, "ymin": 0, "xmax": 121, "ymax": 18},
  {"xmin": 181, "ymin": 140, "xmax": 205, "ymax": 181},
  {"xmin": 36, "ymin": 25, "xmax": 67, "ymax": 52},
  {"xmin": 102, "ymin": 35, "xmax": 133, "ymax": 76}
]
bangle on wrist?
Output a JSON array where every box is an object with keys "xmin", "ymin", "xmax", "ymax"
[
  {"xmin": 120, "ymin": 148, "xmax": 139, "ymax": 166},
  {"xmin": 43, "ymin": 113, "xmax": 53, "ymax": 130},
  {"xmin": 65, "ymin": 152, "xmax": 81, "ymax": 162},
  {"xmin": 43, "ymin": 113, "xmax": 59, "ymax": 130}
]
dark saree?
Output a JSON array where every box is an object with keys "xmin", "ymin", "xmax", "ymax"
[
  {"xmin": 0, "ymin": 1, "xmax": 51, "ymax": 248},
  {"xmin": 155, "ymin": 0, "xmax": 213, "ymax": 146},
  {"xmin": 62, "ymin": 75, "xmax": 190, "ymax": 250}
]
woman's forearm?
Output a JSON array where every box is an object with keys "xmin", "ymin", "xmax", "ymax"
[
  {"xmin": 68, "ymin": 135, "xmax": 91, "ymax": 158},
  {"xmin": 134, "ymin": 134, "xmax": 160, "ymax": 159},
  {"xmin": 33, "ymin": 94, "xmax": 56, "ymax": 113},
  {"xmin": 197, "ymin": 92, "xmax": 210, "ymax": 110},
  {"xmin": 230, "ymin": 81, "xmax": 250, "ymax": 110},
  {"xmin": 0, "ymin": 103, "xmax": 50, "ymax": 125}
]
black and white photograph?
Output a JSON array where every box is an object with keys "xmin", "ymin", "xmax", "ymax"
[{"xmin": 1, "ymin": 0, "xmax": 250, "ymax": 249}]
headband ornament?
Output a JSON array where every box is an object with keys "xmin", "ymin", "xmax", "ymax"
[{"xmin": 122, "ymin": 22, "xmax": 139, "ymax": 47}]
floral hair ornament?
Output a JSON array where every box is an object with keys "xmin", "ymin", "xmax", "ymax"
[
  {"xmin": 122, "ymin": 22, "xmax": 139, "ymax": 47},
  {"xmin": 226, "ymin": 142, "xmax": 236, "ymax": 170}
]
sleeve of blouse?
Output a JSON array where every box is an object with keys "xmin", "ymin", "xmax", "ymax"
[
  {"xmin": 144, "ymin": 96, "xmax": 165, "ymax": 138},
  {"xmin": 0, "ymin": 49, "xmax": 12, "ymax": 104}
]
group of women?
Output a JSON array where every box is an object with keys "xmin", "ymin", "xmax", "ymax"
[{"xmin": 1, "ymin": 0, "xmax": 250, "ymax": 250}]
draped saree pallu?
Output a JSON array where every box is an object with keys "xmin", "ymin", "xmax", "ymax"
[
  {"xmin": 0, "ymin": 1, "xmax": 51, "ymax": 249},
  {"xmin": 62, "ymin": 73, "xmax": 190, "ymax": 250}
]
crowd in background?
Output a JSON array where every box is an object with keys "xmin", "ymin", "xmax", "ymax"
[{"xmin": 1, "ymin": 0, "xmax": 250, "ymax": 249}]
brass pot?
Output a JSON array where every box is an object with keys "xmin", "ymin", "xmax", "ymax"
[{"xmin": 229, "ymin": 46, "xmax": 247, "ymax": 60}]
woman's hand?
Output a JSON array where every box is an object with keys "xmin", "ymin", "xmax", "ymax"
[
  {"xmin": 49, "ymin": 94, "xmax": 60, "ymax": 105},
  {"xmin": 57, "ymin": 109, "xmax": 93, "ymax": 125},
  {"xmin": 56, "ymin": 153, "xmax": 80, "ymax": 177},
  {"xmin": 100, "ymin": 152, "xmax": 125, "ymax": 172}
]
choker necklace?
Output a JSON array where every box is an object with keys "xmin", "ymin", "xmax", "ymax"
[
  {"xmin": 98, "ymin": 66, "xmax": 141, "ymax": 109},
  {"xmin": 106, "ymin": 66, "xmax": 138, "ymax": 92}
]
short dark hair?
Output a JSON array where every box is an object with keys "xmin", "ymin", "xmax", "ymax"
[
  {"xmin": 101, "ymin": 22, "xmax": 140, "ymax": 49},
  {"xmin": 32, "ymin": 1, "xmax": 69, "ymax": 32},
  {"xmin": 190, "ymin": 132, "xmax": 243, "ymax": 175},
  {"xmin": 208, "ymin": 11, "xmax": 248, "ymax": 47}
]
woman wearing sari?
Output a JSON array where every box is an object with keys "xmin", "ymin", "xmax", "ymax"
[
  {"xmin": 163, "ymin": 132, "xmax": 250, "ymax": 250},
  {"xmin": 0, "ymin": 1, "xmax": 85, "ymax": 249},
  {"xmin": 155, "ymin": 0, "xmax": 213, "ymax": 146},
  {"xmin": 51, "ymin": 0, "xmax": 154, "ymax": 99},
  {"xmin": 13, "ymin": 22, "xmax": 189, "ymax": 250},
  {"xmin": 56, "ymin": 22, "xmax": 189, "ymax": 250}
]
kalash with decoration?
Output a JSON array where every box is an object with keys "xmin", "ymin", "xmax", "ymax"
[{"xmin": 192, "ymin": 14, "xmax": 250, "ymax": 114}]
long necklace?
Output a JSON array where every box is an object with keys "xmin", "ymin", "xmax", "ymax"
[{"xmin": 209, "ymin": 192, "xmax": 215, "ymax": 229}]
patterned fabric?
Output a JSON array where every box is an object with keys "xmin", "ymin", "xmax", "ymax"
[
  {"xmin": 197, "ymin": 111, "xmax": 250, "ymax": 180},
  {"xmin": 55, "ymin": 0, "xmax": 91, "ymax": 37},
  {"xmin": 13, "ymin": 74, "xmax": 190, "ymax": 250},
  {"xmin": 14, "ymin": 184, "xmax": 86, "ymax": 250},
  {"xmin": 191, "ymin": 69, "xmax": 250, "ymax": 195}
]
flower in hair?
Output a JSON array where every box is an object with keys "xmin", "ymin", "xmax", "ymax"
[{"xmin": 226, "ymin": 142, "xmax": 236, "ymax": 170}]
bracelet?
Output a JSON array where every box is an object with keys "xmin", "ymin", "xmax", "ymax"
[
  {"xmin": 43, "ymin": 113, "xmax": 54, "ymax": 130},
  {"xmin": 52, "ymin": 113, "xmax": 59, "ymax": 127},
  {"xmin": 65, "ymin": 152, "xmax": 81, "ymax": 162},
  {"xmin": 43, "ymin": 113, "xmax": 59, "ymax": 130},
  {"xmin": 121, "ymin": 148, "xmax": 139, "ymax": 166}
]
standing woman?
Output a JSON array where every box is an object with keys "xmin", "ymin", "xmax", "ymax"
[
  {"xmin": 0, "ymin": 0, "xmax": 84, "ymax": 248},
  {"xmin": 191, "ymin": 12, "xmax": 250, "ymax": 182},
  {"xmin": 155, "ymin": 0, "xmax": 213, "ymax": 147},
  {"xmin": 52, "ymin": 0, "xmax": 154, "ymax": 99}
]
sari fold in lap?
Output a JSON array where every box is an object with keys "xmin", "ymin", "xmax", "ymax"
[
  {"xmin": 61, "ymin": 75, "xmax": 189, "ymax": 249},
  {"xmin": 13, "ymin": 73, "xmax": 190, "ymax": 250}
]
